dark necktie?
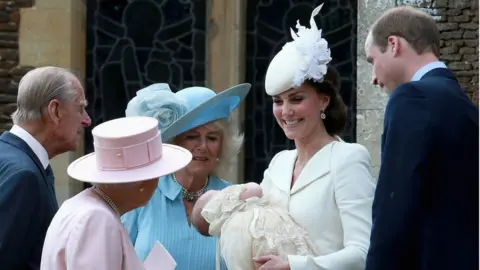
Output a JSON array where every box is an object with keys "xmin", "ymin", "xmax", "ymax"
[{"xmin": 45, "ymin": 165, "xmax": 56, "ymax": 196}]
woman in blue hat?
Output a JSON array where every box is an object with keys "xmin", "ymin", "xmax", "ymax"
[{"xmin": 121, "ymin": 83, "xmax": 250, "ymax": 270}]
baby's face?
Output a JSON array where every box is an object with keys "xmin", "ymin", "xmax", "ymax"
[
  {"xmin": 239, "ymin": 182, "xmax": 263, "ymax": 201},
  {"xmin": 192, "ymin": 184, "xmax": 263, "ymax": 235}
]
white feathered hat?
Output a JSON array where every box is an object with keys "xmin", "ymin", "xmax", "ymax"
[{"xmin": 265, "ymin": 4, "xmax": 332, "ymax": 96}]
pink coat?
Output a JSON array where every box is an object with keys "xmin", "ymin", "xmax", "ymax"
[{"xmin": 41, "ymin": 189, "xmax": 145, "ymax": 270}]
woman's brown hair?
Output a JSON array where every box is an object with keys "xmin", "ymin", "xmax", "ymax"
[{"xmin": 304, "ymin": 65, "xmax": 348, "ymax": 135}]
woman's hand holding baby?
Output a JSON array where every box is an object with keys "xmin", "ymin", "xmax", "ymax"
[{"xmin": 253, "ymin": 255, "xmax": 290, "ymax": 270}]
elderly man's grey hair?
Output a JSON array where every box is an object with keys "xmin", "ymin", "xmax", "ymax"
[{"xmin": 11, "ymin": 66, "xmax": 79, "ymax": 124}]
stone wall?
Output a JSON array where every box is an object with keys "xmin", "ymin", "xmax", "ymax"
[
  {"xmin": 356, "ymin": 0, "xmax": 479, "ymax": 180},
  {"xmin": 400, "ymin": 0, "xmax": 479, "ymax": 104},
  {"xmin": 0, "ymin": 0, "xmax": 34, "ymax": 132}
]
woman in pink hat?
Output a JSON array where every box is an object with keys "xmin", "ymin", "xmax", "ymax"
[{"xmin": 40, "ymin": 116, "xmax": 192, "ymax": 270}]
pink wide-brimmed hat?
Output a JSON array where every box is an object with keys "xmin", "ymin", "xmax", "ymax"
[{"xmin": 67, "ymin": 116, "xmax": 192, "ymax": 184}]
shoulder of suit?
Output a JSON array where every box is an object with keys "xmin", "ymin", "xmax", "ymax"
[
  {"xmin": 71, "ymin": 204, "xmax": 123, "ymax": 234},
  {"xmin": 386, "ymin": 83, "xmax": 430, "ymax": 116},
  {"xmin": 268, "ymin": 149, "xmax": 296, "ymax": 168},
  {"xmin": 268, "ymin": 143, "xmax": 370, "ymax": 167},
  {"xmin": 0, "ymin": 169, "xmax": 41, "ymax": 190},
  {"xmin": 0, "ymin": 152, "xmax": 41, "ymax": 178},
  {"xmin": 391, "ymin": 82, "xmax": 424, "ymax": 97},
  {"xmin": 331, "ymin": 141, "xmax": 371, "ymax": 167},
  {"xmin": 392, "ymin": 79, "xmax": 445, "ymax": 101},
  {"xmin": 0, "ymin": 140, "xmax": 34, "ymax": 158}
]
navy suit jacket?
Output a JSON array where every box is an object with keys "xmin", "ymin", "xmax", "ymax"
[
  {"xmin": 365, "ymin": 68, "xmax": 479, "ymax": 270},
  {"xmin": 0, "ymin": 132, "xmax": 58, "ymax": 270}
]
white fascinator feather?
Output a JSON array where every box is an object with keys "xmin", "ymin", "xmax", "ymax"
[
  {"xmin": 289, "ymin": 4, "xmax": 331, "ymax": 87},
  {"xmin": 264, "ymin": 4, "xmax": 332, "ymax": 96}
]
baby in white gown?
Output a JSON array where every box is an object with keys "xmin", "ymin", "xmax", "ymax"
[{"xmin": 191, "ymin": 182, "xmax": 318, "ymax": 270}]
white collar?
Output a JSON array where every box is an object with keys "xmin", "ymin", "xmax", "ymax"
[
  {"xmin": 411, "ymin": 61, "xmax": 447, "ymax": 81},
  {"xmin": 10, "ymin": 125, "xmax": 49, "ymax": 169}
]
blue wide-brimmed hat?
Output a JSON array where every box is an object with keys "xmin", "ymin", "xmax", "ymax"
[{"xmin": 125, "ymin": 83, "xmax": 251, "ymax": 142}]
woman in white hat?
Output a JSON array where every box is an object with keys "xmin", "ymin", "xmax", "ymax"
[
  {"xmin": 121, "ymin": 83, "xmax": 250, "ymax": 270},
  {"xmin": 252, "ymin": 4, "xmax": 375, "ymax": 270},
  {"xmin": 40, "ymin": 116, "xmax": 192, "ymax": 269}
]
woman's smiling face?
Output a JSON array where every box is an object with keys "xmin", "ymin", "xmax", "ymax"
[
  {"xmin": 272, "ymin": 83, "xmax": 330, "ymax": 140},
  {"xmin": 175, "ymin": 124, "xmax": 223, "ymax": 176}
]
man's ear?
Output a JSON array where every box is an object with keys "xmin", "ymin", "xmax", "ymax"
[
  {"xmin": 46, "ymin": 99, "xmax": 61, "ymax": 125},
  {"xmin": 387, "ymin": 35, "xmax": 401, "ymax": 57}
]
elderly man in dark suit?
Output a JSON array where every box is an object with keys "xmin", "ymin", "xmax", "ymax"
[
  {"xmin": 0, "ymin": 66, "xmax": 91, "ymax": 269},
  {"xmin": 364, "ymin": 6, "xmax": 479, "ymax": 270}
]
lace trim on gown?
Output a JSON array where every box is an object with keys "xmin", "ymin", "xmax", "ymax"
[{"xmin": 201, "ymin": 184, "xmax": 318, "ymax": 261}]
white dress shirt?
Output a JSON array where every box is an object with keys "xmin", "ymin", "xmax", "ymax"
[
  {"xmin": 411, "ymin": 61, "xmax": 447, "ymax": 81},
  {"xmin": 10, "ymin": 125, "xmax": 49, "ymax": 169}
]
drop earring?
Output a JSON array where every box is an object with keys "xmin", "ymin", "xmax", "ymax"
[
  {"xmin": 321, "ymin": 112, "xmax": 326, "ymax": 119},
  {"xmin": 216, "ymin": 158, "xmax": 220, "ymax": 162},
  {"xmin": 139, "ymin": 188, "xmax": 144, "ymax": 192}
]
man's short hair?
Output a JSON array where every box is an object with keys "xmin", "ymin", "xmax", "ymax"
[
  {"xmin": 370, "ymin": 6, "xmax": 440, "ymax": 57},
  {"xmin": 11, "ymin": 66, "xmax": 79, "ymax": 124}
]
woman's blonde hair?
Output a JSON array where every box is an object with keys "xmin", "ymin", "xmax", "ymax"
[
  {"xmin": 206, "ymin": 117, "xmax": 244, "ymax": 180},
  {"xmin": 173, "ymin": 116, "xmax": 244, "ymax": 181}
]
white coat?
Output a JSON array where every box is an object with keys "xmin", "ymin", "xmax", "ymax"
[{"xmin": 261, "ymin": 140, "xmax": 376, "ymax": 270}]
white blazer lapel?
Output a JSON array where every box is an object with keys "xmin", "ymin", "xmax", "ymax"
[
  {"xmin": 266, "ymin": 150, "xmax": 297, "ymax": 195},
  {"xmin": 290, "ymin": 142, "xmax": 335, "ymax": 195}
]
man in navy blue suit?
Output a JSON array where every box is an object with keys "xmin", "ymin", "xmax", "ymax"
[
  {"xmin": 364, "ymin": 6, "xmax": 478, "ymax": 270},
  {"xmin": 0, "ymin": 66, "xmax": 91, "ymax": 269}
]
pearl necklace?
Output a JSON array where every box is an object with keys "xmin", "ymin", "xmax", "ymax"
[
  {"xmin": 91, "ymin": 186, "xmax": 121, "ymax": 216},
  {"xmin": 172, "ymin": 173, "xmax": 208, "ymax": 202}
]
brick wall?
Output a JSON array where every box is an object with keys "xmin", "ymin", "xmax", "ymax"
[
  {"xmin": 401, "ymin": 0, "xmax": 479, "ymax": 104},
  {"xmin": 0, "ymin": 0, "xmax": 34, "ymax": 132}
]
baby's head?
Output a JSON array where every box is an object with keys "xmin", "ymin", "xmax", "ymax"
[
  {"xmin": 192, "ymin": 190, "xmax": 219, "ymax": 236},
  {"xmin": 239, "ymin": 182, "xmax": 263, "ymax": 201},
  {"xmin": 192, "ymin": 183, "xmax": 264, "ymax": 236}
]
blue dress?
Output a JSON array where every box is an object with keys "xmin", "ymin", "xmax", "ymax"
[{"xmin": 121, "ymin": 174, "xmax": 230, "ymax": 270}]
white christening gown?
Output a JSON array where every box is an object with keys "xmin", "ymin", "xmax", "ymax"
[{"xmin": 201, "ymin": 184, "xmax": 318, "ymax": 270}]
